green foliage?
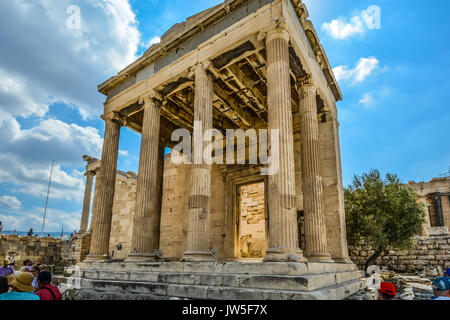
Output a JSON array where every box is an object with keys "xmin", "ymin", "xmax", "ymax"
[{"xmin": 345, "ymin": 170, "xmax": 426, "ymax": 251}]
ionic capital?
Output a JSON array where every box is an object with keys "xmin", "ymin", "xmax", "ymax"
[
  {"xmin": 297, "ymin": 74, "xmax": 313, "ymax": 88},
  {"xmin": 101, "ymin": 111, "xmax": 126, "ymax": 127},
  {"xmin": 85, "ymin": 171, "xmax": 96, "ymax": 177},
  {"xmin": 139, "ymin": 89, "xmax": 162, "ymax": 107},
  {"xmin": 299, "ymin": 82, "xmax": 317, "ymax": 100},
  {"xmin": 191, "ymin": 60, "xmax": 212, "ymax": 79},
  {"xmin": 260, "ymin": 19, "xmax": 290, "ymax": 43}
]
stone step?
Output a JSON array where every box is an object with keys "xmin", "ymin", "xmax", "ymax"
[
  {"xmin": 79, "ymin": 261, "xmax": 357, "ymax": 276},
  {"xmin": 76, "ymin": 277, "xmax": 364, "ymax": 300},
  {"xmin": 81, "ymin": 269, "xmax": 363, "ymax": 292}
]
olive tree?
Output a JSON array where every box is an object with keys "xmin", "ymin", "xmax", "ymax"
[{"xmin": 345, "ymin": 170, "xmax": 426, "ymax": 271}]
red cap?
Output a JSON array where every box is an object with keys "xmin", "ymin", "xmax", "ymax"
[{"xmin": 380, "ymin": 282, "xmax": 396, "ymax": 296}]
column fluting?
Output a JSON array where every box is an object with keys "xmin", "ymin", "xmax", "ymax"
[
  {"xmin": 80, "ymin": 172, "xmax": 94, "ymax": 232},
  {"xmin": 182, "ymin": 62, "xmax": 216, "ymax": 262},
  {"xmin": 264, "ymin": 28, "xmax": 306, "ymax": 263},
  {"xmin": 86, "ymin": 114, "xmax": 121, "ymax": 261},
  {"xmin": 127, "ymin": 91, "xmax": 162, "ymax": 262},
  {"xmin": 299, "ymin": 84, "xmax": 333, "ymax": 262}
]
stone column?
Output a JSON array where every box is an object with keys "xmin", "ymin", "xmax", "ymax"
[
  {"xmin": 182, "ymin": 62, "xmax": 216, "ymax": 262},
  {"xmin": 299, "ymin": 84, "xmax": 333, "ymax": 262},
  {"xmin": 86, "ymin": 113, "xmax": 122, "ymax": 261},
  {"xmin": 319, "ymin": 112, "xmax": 352, "ymax": 263},
  {"xmin": 263, "ymin": 27, "xmax": 306, "ymax": 263},
  {"xmin": 80, "ymin": 172, "xmax": 94, "ymax": 232},
  {"xmin": 153, "ymin": 142, "xmax": 166, "ymax": 249},
  {"xmin": 440, "ymin": 194, "xmax": 450, "ymax": 229},
  {"xmin": 127, "ymin": 91, "xmax": 162, "ymax": 262}
]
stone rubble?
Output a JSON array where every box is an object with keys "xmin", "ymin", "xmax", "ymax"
[{"xmin": 346, "ymin": 270, "xmax": 436, "ymax": 300}]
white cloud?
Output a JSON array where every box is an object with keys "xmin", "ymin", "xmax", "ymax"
[
  {"xmin": 0, "ymin": 0, "xmax": 141, "ymax": 119},
  {"xmin": 0, "ymin": 0, "xmax": 140, "ymax": 230},
  {"xmin": 0, "ymin": 196, "xmax": 22, "ymax": 210},
  {"xmin": 322, "ymin": 6, "xmax": 380, "ymax": 40},
  {"xmin": 359, "ymin": 93, "xmax": 374, "ymax": 106},
  {"xmin": 322, "ymin": 16, "xmax": 364, "ymax": 40},
  {"xmin": 144, "ymin": 36, "xmax": 161, "ymax": 48},
  {"xmin": 0, "ymin": 112, "xmax": 102, "ymax": 201},
  {"xmin": 119, "ymin": 150, "xmax": 129, "ymax": 157},
  {"xmin": 333, "ymin": 57, "xmax": 379, "ymax": 84},
  {"xmin": 359, "ymin": 87, "xmax": 393, "ymax": 108},
  {"xmin": 0, "ymin": 208, "xmax": 81, "ymax": 232}
]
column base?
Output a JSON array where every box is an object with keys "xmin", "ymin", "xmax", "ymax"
[
  {"xmin": 181, "ymin": 251, "xmax": 217, "ymax": 262},
  {"xmin": 85, "ymin": 254, "xmax": 109, "ymax": 262},
  {"xmin": 306, "ymin": 252, "xmax": 334, "ymax": 263},
  {"xmin": 263, "ymin": 248, "xmax": 308, "ymax": 263}
]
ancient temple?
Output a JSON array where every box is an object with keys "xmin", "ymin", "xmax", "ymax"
[{"xmin": 73, "ymin": 0, "xmax": 364, "ymax": 300}]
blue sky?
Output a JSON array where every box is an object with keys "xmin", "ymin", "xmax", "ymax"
[{"xmin": 0, "ymin": 0, "xmax": 448, "ymax": 232}]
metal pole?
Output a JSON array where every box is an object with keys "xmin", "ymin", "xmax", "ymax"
[{"xmin": 41, "ymin": 160, "xmax": 54, "ymax": 235}]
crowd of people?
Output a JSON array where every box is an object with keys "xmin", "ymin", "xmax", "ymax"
[
  {"xmin": 0, "ymin": 245, "xmax": 448, "ymax": 301},
  {"xmin": 0, "ymin": 257, "xmax": 62, "ymax": 300}
]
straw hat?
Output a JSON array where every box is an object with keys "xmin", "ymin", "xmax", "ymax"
[
  {"xmin": 3, "ymin": 258, "xmax": 10, "ymax": 264},
  {"xmin": 9, "ymin": 272, "xmax": 35, "ymax": 292}
]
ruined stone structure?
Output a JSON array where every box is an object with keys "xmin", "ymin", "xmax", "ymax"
[
  {"xmin": 409, "ymin": 177, "xmax": 450, "ymax": 235},
  {"xmin": 349, "ymin": 235, "xmax": 450, "ymax": 274},
  {"xmin": 0, "ymin": 234, "xmax": 74, "ymax": 273},
  {"xmin": 74, "ymin": 0, "xmax": 364, "ymax": 300}
]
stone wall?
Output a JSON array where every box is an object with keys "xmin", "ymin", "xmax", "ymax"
[
  {"xmin": 349, "ymin": 235, "xmax": 450, "ymax": 273},
  {"xmin": 67, "ymin": 232, "xmax": 91, "ymax": 263},
  {"xmin": 108, "ymin": 172, "xmax": 137, "ymax": 260},
  {"xmin": 159, "ymin": 154, "xmax": 227, "ymax": 260},
  {"xmin": 159, "ymin": 154, "xmax": 190, "ymax": 260},
  {"xmin": 239, "ymin": 182, "xmax": 266, "ymax": 258},
  {"xmin": 0, "ymin": 234, "xmax": 74, "ymax": 272}
]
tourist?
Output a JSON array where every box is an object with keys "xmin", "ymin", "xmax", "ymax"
[
  {"xmin": 34, "ymin": 271, "xmax": 62, "ymax": 300},
  {"xmin": 0, "ymin": 277, "xmax": 9, "ymax": 294},
  {"xmin": 31, "ymin": 266, "xmax": 41, "ymax": 289},
  {"xmin": 378, "ymin": 282, "xmax": 396, "ymax": 300},
  {"xmin": 0, "ymin": 259, "xmax": 14, "ymax": 277},
  {"xmin": 19, "ymin": 259, "xmax": 33, "ymax": 272},
  {"xmin": 0, "ymin": 221, "xmax": 3, "ymax": 232},
  {"xmin": 27, "ymin": 228, "xmax": 33, "ymax": 236},
  {"xmin": 431, "ymin": 277, "xmax": 450, "ymax": 300},
  {"xmin": 445, "ymin": 268, "xmax": 450, "ymax": 277},
  {"xmin": 0, "ymin": 272, "xmax": 39, "ymax": 300},
  {"xmin": 5, "ymin": 251, "xmax": 16, "ymax": 266}
]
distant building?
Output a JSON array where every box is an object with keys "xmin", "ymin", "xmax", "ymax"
[{"xmin": 409, "ymin": 177, "xmax": 450, "ymax": 235}]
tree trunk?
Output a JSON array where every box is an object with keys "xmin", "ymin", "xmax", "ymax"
[{"xmin": 364, "ymin": 247, "xmax": 385, "ymax": 272}]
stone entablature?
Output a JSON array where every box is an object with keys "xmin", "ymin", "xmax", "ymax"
[{"xmin": 98, "ymin": 0, "xmax": 341, "ymax": 105}]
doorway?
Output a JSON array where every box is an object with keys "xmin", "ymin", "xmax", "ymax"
[{"xmin": 237, "ymin": 181, "xmax": 267, "ymax": 259}]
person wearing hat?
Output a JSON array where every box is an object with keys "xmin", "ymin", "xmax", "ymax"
[
  {"xmin": 0, "ymin": 272, "xmax": 39, "ymax": 300},
  {"xmin": 0, "ymin": 259, "xmax": 14, "ymax": 277},
  {"xmin": 431, "ymin": 276, "xmax": 450, "ymax": 300},
  {"xmin": 378, "ymin": 282, "xmax": 396, "ymax": 300},
  {"xmin": 34, "ymin": 271, "xmax": 62, "ymax": 300}
]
